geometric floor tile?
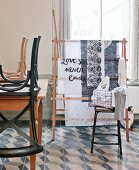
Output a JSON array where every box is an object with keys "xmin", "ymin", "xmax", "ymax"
[{"xmin": 0, "ymin": 120, "xmax": 139, "ymax": 170}]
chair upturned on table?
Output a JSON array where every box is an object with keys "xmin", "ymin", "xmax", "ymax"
[
  {"xmin": 0, "ymin": 36, "xmax": 46, "ymax": 170},
  {"xmin": 0, "ymin": 36, "xmax": 28, "ymax": 80}
]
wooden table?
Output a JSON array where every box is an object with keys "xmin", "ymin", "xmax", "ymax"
[{"xmin": 0, "ymin": 79, "xmax": 48, "ymax": 170}]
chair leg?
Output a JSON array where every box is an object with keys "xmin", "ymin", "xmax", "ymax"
[
  {"xmin": 117, "ymin": 120, "xmax": 122, "ymax": 155},
  {"xmin": 91, "ymin": 110, "xmax": 98, "ymax": 153}
]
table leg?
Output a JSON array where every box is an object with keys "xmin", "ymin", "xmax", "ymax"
[
  {"xmin": 30, "ymin": 154, "xmax": 36, "ymax": 170},
  {"xmin": 29, "ymin": 99, "xmax": 43, "ymax": 170},
  {"xmin": 29, "ymin": 101, "xmax": 39, "ymax": 170},
  {"xmin": 52, "ymin": 117, "xmax": 56, "ymax": 141},
  {"xmin": 29, "ymin": 124, "xmax": 37, "ymax": 170},
  {"xmin": 125, "ymin": 108, "xmax": 129, "ymax": 141},
  {"xmin": 37, "ymin": 100, "xmax": 43, "ymax": 144}
]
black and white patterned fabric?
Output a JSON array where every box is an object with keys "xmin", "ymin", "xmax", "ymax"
[
  {"xmin": 81, "ymin": 40, "xmax": 120, "ymax": 98},
  {"xmin": 58, "ymin": 40, "xmax": 121, "ymax": 126}
]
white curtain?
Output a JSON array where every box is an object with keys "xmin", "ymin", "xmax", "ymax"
[
  {"xmin": 52, "ymin": 0, "xmax": 70, "ymax": 40},
  {"xmin": 59, "ymin": 0, "xmax": 71, "ymax": 40},
  {"xmin": 52, "ymin": 0, "xmax": 70, "ymax": 57},
  {"xmin": 129, "ymin": 0, "xmax": 139, "ymax": 80}
]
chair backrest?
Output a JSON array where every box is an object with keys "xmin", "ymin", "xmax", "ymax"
[
  {"xmin": 19, "ymin": 36, "xmax": 28, "ymax": 79},
  {"xmin": 0, "ymin": 37, "xmax": 28, "ymax": 82},
  {"xmin": 30, "ymin": 36, "xmax": 41, "ymax": 91},
  {"xmin": 0, "ymin": 36, "xmax": 41, "ymax": 96},
  {"xmin": 0, "ymin": 35, "xmax": 41, "ymax": 96},
  {"xmin": 1, "ymin": 37, "xmax": 28, "ymax": 79},
  {"xmin": 20, "ymin": 37, "xmax": 28, "ymax": 62}
]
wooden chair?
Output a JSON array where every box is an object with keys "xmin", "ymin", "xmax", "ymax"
[
  {"xmin": 0, "ymin": 36, "xmax": 43, "ymax": 157},
  {"xmin": 0, "ymin": 37, "xmax": 28, "ymax": 80}
]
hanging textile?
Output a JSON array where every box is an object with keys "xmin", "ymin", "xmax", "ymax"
[
  {"xmin": 81, "ymin": 40, "xmax": 120, "ymax": 99},
  {"xmin": 58, "ymin": 40, "xmax": 121, "ymax": 126}
]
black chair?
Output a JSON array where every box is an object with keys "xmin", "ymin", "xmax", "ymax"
[
  {"xmin": 91, "ymin": 105, "xmax": 122, "ymax": 155},
  {"xmin": 0, "ymin": 36, "xmax": 43, "ymax": 157}
]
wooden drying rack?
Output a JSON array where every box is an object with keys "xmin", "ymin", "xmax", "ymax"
[
  {"xmin": 51, "ymin": 9, "xmax": 130, "ymax": 141},
  {"xmin": 0, "ymin": 37, "xmax": 28, "ymax": 81}
]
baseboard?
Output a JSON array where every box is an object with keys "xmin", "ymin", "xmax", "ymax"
[
  {"xmin": 39, "ymin": 74, "xmax": 52, "ymax": 80},
  {"xmin": 134, "ymin": 113, "xmax": 139, "ymax": 120}
]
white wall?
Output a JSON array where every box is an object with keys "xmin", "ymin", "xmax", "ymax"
[{"xmin": 0, "ymin": 0, "xmax": 52, "ymax": 75}]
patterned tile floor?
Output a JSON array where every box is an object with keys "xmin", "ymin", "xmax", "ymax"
[{"xmin": 0, "ymin": 120, "xmax": 139, "ymax": 170}]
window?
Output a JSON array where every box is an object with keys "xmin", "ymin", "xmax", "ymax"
[
  {"xmin": 70, "ymin": 0, "xmax": 100, "ymax": 40},
  {"xmin": 69, "ymin": 0, "xmax": 136, "ymax": 80},
  {"xmin": 70, "ymin": 0, "xmax": 125, "ymax": 40},
  {"xmin": 53, "ymin": 0, "xmax": 139, "ymax": 80}
]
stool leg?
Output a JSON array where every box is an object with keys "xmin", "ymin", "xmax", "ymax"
[
  {"xmin": 91, "ymin": 110, "xmax": 98, "ymax": 153},
  {"xmin": 117, "ymin": 120, "xmax": 122, "ymax": 155}
]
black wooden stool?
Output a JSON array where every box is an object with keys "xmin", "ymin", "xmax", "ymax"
[{"xmin": 91, "ymin": 106, "xmax": 122, "ymax": 155}]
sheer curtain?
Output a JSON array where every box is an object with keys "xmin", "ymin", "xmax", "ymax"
[
  {"xmin": 52, "ymin": 0, "xmax": 70, "ymax": 40},
  {"xmin": 122, "ymin": 0, "xmax": 139, "ymax": 81},
  {"xmin": 129, "ymin": 0, "xmax": 139, "ymax": 80},
  {"xmin": 59, "ymin": 0, "xmax": 71, "ymax": 40}
]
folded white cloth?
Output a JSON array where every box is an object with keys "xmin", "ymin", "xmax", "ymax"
[
  {"xmin": 118, "ymin": 58, "xmax": 127, "ymax": 86},
  {"xmin": 96, "ymin": 76, "xmax": 110, "ymax": 91},
  {"xmin": 112, "ymin": 85, "xmax": 127, "ymax": 106},
  {"xmin": 112, "ymin": 85, "xmax": 127, "ymax": 122}
]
